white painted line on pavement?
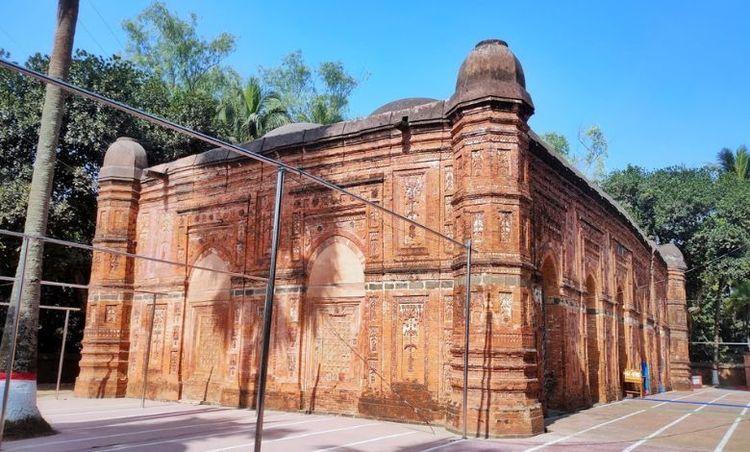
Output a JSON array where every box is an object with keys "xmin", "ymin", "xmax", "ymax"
[
  {"xmin": 44, "ymin": 403, "xmax": 181, "ymax": 418},
  {"xmin": 525, "ymin": 409, "xmax": 646, "ymax": 452},
  {"xmin": 314, "ymin": 430, "xmax": 418, "ymax": 451},
  {"xmin": 6, "ymin": 412, "xmax": 291, "ymax": 451},
  {"xmin": 40, "ymin": 404, "xmax": 140, "ymax": 414},
  {"xmin": 61, "ymin": 406, "xmax": 233, "ymax": 432},
  {"xmin": 652, "ymin": 388, "xmax": 711, "ymax": 408},
  {"xmin": 210, "ymin": 422, "xmax": 381, "ymax": 451},
  {"xmin": 524, "ymin": 389, "xmax": 712, "ymax": 451},
  {"xmin": 421, "ymin": 438, "xmax": 466, "ymax": 451},
  {"xmin": 714, "ymin": 401, "xmax": 750, "ymax": 452},
  {"xmin": 622, "ymin": 392, "xmax": 730, "ymax": 452},
  {"xmin": 96, "ymin": 416, "xmax": 330, "ymax": 451}
]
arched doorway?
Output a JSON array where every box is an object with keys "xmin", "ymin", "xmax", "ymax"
[
  {"xmin": 584, "ymin": 275, "xmax": 600, "ymax": 404},
  {"xmin": 616, "ymin": 288, "xmax": 626, "ymax": 398},
  {"xmin": 303, "ymin": 237, "xmax": 365, "ymax": 412},
  {"xmin": 541, "ymin": 255, "xmax": 565, "ymax": 411},
  {"xmin": 182, "ymin": 250, "xmax": 231, "ymax": 403}
]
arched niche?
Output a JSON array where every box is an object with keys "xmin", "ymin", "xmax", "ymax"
[
  {"xmin": 187, "ymin": 250, "xmax": 232, "ymax": 302},
  {"xmin": 303, "ymin": 237, "xmax": 366, "ymax": 409},
  {"xmin": 540, "ymin": 254, "xmax": 559, "ymax": 296},
  {"xmin": 307, "ymin": 238, "xmax": 365, "ymax": 299},
  {"xmin": 540, "ymin": 253, "xmax": 566, "ymax": 410},
  {"xmin": 182, "ymin": 249, "xmax": 232, "ymax": 403},
  {"xmin": 616, "ymin": 286, "xmax": 627, "ymax": 397},
  {"xmin": 584, "ymin": 275, "xmax": 601, "ymax": 404}
]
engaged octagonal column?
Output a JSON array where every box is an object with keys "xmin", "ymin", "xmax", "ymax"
[
  {"xmin": 74, "ymin": 137, "xmax": 147, "ymax": 397},
  {"xmin": 448, "ymin": 40, "xmax": 543, "ymax": 437},
  {"xmin": 658, "ymin": 243, "xmax": 691, "ymax": 391}
]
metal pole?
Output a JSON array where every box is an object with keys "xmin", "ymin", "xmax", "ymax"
[
  {"xmin": 255, "ymin": 167, "xmax": 285, "ymax": 452},
  {"xmin": 0, "ymin": 237, "xmax": 30, "ymax": 444},
  {"xmin": 462, "ymin": 239, "xmax": 472, "ymax": 440},
  {"xmin": 55, "ymin": 310, "xmax": 70, "ymax": 399},
  {"xmin": 142, "ymin": 294, "xmax": 157, "ymax": 408}
]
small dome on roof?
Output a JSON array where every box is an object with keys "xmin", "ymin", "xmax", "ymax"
[
  {"xmin": 264, "ymin": 122, "xmax": 321, "ymax": 137},
  {"xmin": 370, "ymin": 98, "xmax": 439, "ymax": 116},
  {"xmin": 658, "ymin": 243, "xmax": 687, "ymax": 270},
  {"xmin": 100, "ymin": 137, "xmax": 148, "ymax": 181},
  {"xmin": 447, "ymin": 39, "xmax": 533, "ymax": 112}
]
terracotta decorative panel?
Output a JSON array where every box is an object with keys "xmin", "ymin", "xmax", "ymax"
[
  {"xmin": 396, "ymin": 300, "xmax": 425, "ymax": 382},
  {"xmin": 395, "ymin": 173, "xmax": 427, "ymax": 249},
  {"xmin": 312, "ymin": 302, "xmax": 360, "ymax": 386},
  {"xmin": 148, "ymin": 305, "xmax": 166, "ymax": 370}
]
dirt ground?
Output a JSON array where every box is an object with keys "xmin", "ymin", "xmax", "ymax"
[{"xmin": 3, "ymin": 387, "xmax": 748, "ymax": 451}]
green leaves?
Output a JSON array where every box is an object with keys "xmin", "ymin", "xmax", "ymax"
[
  {"xmin": 0, "ymin": 48, "xmax": 218, "ymax": 291},
  {"xmin": 540, "ymin": 132, "xmax": 570, "ymax": 157},
  {"xmin": 602, "ymin": 164, "xmax": 750, "ymax": 361},
  {"xmin": 718, "ymin": 145, "xmax": 749, "ymax": 180},
  {"xmin": 540, "ymin": 125, "xmax": 609, "ymax": 182},
  {"xmin": 216, "ymin": 76, "xmax": 290, "ymax": 143},
  {"xmin": 260, "ymin": 51, "xmax": 360, "ymax": 125},
  {"xmin": 122, "ymin": 1, "xmax": 235, "ymax": 93}
]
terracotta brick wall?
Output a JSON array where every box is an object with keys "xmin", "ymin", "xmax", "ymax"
[{"xmin": 76, "ymin": 96, "xmax": 689, "ymax": 438}]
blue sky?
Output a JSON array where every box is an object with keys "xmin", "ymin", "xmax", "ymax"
[{"xmin": 1, "ymin": 0, "xmax": 748, "ymax": 171}]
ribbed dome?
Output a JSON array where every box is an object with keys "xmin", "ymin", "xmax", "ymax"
[
  {"xmin": 100, "ymin": 137, "xmax": 148, "ymax": 180},
  {"xmin": 447, "ymin": 39, "xmax": 533, "ymax": 112},
  {"xmin": 370, "ymin": 97, "xmax": 438, "ymax": 116}
]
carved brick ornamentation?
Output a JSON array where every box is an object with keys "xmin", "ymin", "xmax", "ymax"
[
  {"xmin": 500, "ymin": 211, "xmax": 512, "ymax": 243},
  {"xmin": 397, "ymin": 301, "xmax": 425, "ymax": 381},
  {"xmin": 77, "ymin": 42, "xmax": 690, "ymax": 438}
]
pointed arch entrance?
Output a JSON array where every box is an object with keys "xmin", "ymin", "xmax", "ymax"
[{"xmin": 303, "ymin": 237, "xmax": 365, "ymax": 412}]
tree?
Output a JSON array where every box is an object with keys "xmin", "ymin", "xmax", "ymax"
[
  {"xmin": 602, "ymin": 166, "xmax": 750, "ymax": 370},
  {"xmin": 261, "ymin": 51, "xmax": 359, "ymax": 124},
  {"xmin": 726, "ymin": 281, "xmax": 750, "ymax": 351},
  {"xmin": 540, "ymin": 132, "xmax": 570, "ymax": 158},
  {"xmin": 577, "ymin": 125, "xmax": 608, "ymax": 182},
  {"xmin": 692, "ymin": 173, "xmax": 750, "ymax": 383},
  {"xmin": 718, "ymin": 145, "xmax": 749, "ymax": 180},
  {"xmin": 540, "ymin": 126, "xmax": 608, "ymax": 181},
  {"xmin": 216, "ymin": 77, "xmax": 290, "ymax": 143},
  {"xmin": 0, "ymin": 48, "xmax": 224, "ymax": 420},
  {"xmin": 309, "ymin": 61, "xmax": 358, "ymax": 124},
  {"xmin": 122, "ymin": 1, "xmax": 236, "ymax": 95},
  {"xmin": 0, "ymin": 0, "xmax": 78, "ymax": 437}
]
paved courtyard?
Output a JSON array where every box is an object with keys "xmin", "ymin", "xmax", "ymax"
[{"xmin": 4, "ymin": 387, "xmax": 749, "ymax": 451}]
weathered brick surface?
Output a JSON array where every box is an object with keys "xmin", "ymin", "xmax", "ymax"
[{"xmin": 75, "ymin": 40, "xmax": 690, "ymax": 437}]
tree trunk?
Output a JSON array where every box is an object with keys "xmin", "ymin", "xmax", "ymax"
[{"xmin": 0, "ymin": 0, "xmax": 78, "ymax": 438}]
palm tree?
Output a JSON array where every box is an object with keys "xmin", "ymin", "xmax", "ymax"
[
  {"xmin": 306, "ymin": 96, "xmax": 344, "ymax": 124},
  {"xmin": 0, "ymin": 0, "xmax": 78, "ymax": 438},
  {"xmin": 217, "ymin": 77, "xmax": 290, "ymax": 143},
  {"xmin": 717, "ymin": 145, "xmax": 749, "ymax": 180}
]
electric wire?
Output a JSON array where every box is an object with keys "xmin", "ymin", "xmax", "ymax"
[
  {"xmin": 78, "ymin": 18, "xmax": 108, "ymax": 55},
  {"xmin": 87, "ymin": 0, "xmax": 123, "ymax": 48}
]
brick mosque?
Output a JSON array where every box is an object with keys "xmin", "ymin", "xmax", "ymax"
[{"xmin": 74, "ymin": 39, "xmax": 691, "ymax": 437}]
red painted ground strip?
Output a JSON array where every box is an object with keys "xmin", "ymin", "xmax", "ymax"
[{"xmin": 0, "ymin": 372, "xmax": 36, "ymax": 380}]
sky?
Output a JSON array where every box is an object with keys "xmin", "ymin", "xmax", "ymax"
[{"xmin": 1, "ymin": 0, "xmax": 748, "ymax": 171}]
